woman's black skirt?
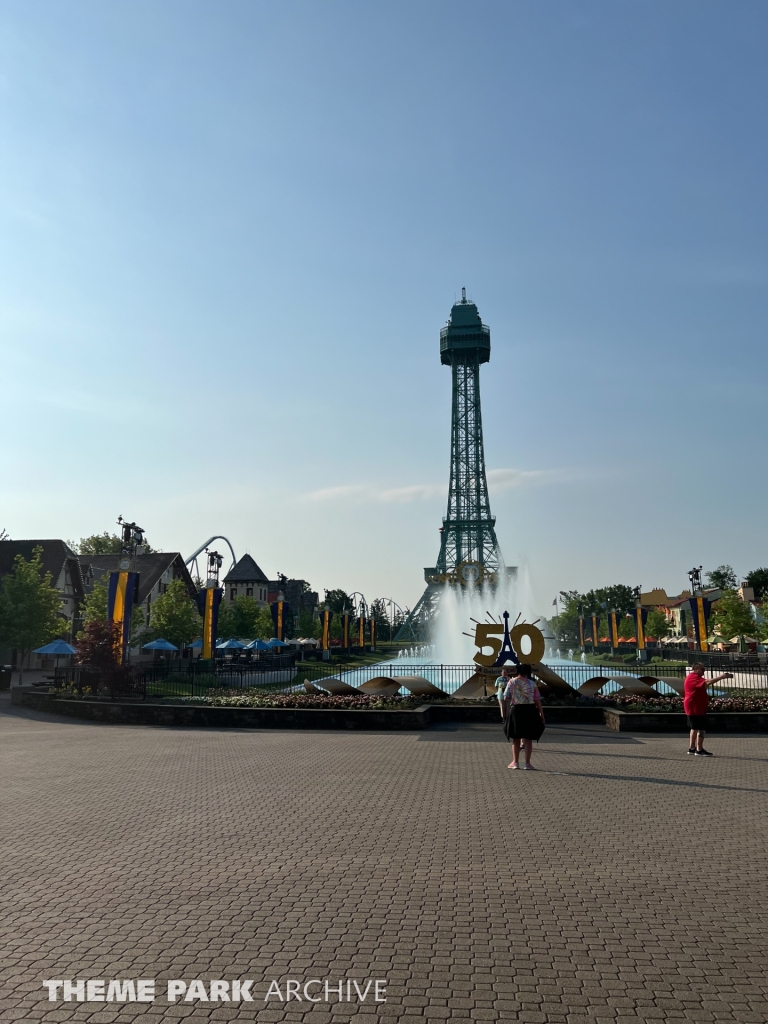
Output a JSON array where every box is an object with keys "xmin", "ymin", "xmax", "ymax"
[{"xmin": 504, "ymin": 703, "xmax": 545, "ymax": 742}]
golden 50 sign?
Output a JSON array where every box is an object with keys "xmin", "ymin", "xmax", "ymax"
[{"xmin": 472, "ymin": 615, "xmax": 545, "ymax": 667}]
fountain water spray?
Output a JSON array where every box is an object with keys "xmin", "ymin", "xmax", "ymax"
[{"xmin": 432, "ymin": 563, "xmax": 543, "ymax": 664}]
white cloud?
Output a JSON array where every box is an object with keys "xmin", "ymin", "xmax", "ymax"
[
  {"xmin": 487, "ymin": 468, "xmax": 557, "ymax": 491},
  {"xmin": 304, "ymin": 484, "xmax": 369, "ymax": 503},
  {"xmin": 304, "ymin": 468, "xmax": 569, "ymax": 505},
  {"xmin": 378, "ymin": 483, "xmax": 444, "ymax": 503}
]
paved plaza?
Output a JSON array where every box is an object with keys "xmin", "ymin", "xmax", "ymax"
[{"xmin": 1, "ymin": 695, "xmax": 767, "ymax": 1024}]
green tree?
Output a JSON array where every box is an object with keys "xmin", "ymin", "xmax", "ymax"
[
  {"xmin": 548, "ymin": 591, "xmax": 582, "ymax": 645},
  {"xmin": 217, "ymin": 597, "xmax": 274, "ymax": 640},
  {"xmin": 370, "ymin": 599, "xmax": 393, "ymax": 641},
  {"xmin": 618, "ymin": 614, "xmax": 636, "ymax": 640},
  {"xmin": 705, "ymin": 565, "xmax": 737, "ymax": 591},
  {"xmin": 550, "ymin": 586, "xmax": 638, "ymax": 644},
  {"xmin": 82, "ymin": 576, "xmax": 108, "ymax": 623},
  {"xmin": 580, "ymin": 585, "xmax": 637, "ymax": 617},
  {"xmin": 218, "ymin": 596, "xmax": 258, "ymax": 639},
  {"xmin": 0, "ymin": 546, "xmax": 66, "ymax": 682},
  {"xmin": 645, "ymin": 608, "xmax": 669, "ymax": 641},
  {"xmin": 745, "ymin": 568, "xmax": 768, "ymax": 600},
  {"xmin": 297, "ymin": 608, "xmax": 321, "ymax": 639},
  {"xmin": 324, "ymin": 589, "xmax": 353, "ymax": 615},
  {"xmin": 77, "ymin": 532, "xmax": 123, "ymax": 554},
  {"xmin": 76, "ymin": 532, "xmax": 154, "ymax": 554},
  {"xmin": 79, "ymin": 575, "xmax": 145, "ymax": 644},
  {"xmin": 711, "ymin": 590, "xmax": 755, "ymax": 643},
  {"xmin": 147, "ymin": 579, "xmax": 201, "ymax": 649}
]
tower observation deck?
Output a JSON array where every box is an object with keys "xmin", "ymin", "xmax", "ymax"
[{"xmin": 396, "ymin": 290, "xmax": 514, "ymax": 640}]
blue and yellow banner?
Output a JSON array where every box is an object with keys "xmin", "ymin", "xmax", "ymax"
[
  {"xmin": 271, "ymin": 600, "xmax": 285, "ymax": 641},
  {"xmin": 369, "ymin": 617, "xmax": 376, "ymax": 647},
  {"xmin": 321, "ymin": 609, "xmax": 332, "ymax": 651},
  {"xmin": 196, "ymin": 586, "xmax": 223, "ymax": 660},
  {"xmin": 578, "ymin": 617, "xmax": 585, "ymax": 647},
  {"xmin": 635, "ymin": 607, "xmax": 649, "ymax": 650},
  {"xmin": 342, "ymin": 612, "xmax": 350, "ymax": 649},
  {"xmin": 107, "ymin": 571, "xmax": 140, "ymax": 663},
  {"xmin": 608, "ymin": 612, "xmax": 620, "ymax": 648},
  {"xmin": 591, "ymin": 614, "xmax": 599, "ymax": 648},
  {"xmin": 358, "ymin": 615, "xmax": 365, "ymax": 648},
  {"xmin": 688, "ymin": 596, "xmax": 711, "ymax": 652}
]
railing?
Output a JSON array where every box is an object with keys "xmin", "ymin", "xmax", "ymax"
[
  {"xmin": 52, "ymin": 652, "xmax": 298, "ymax": 700},
  {"xmin": 571, "ymin": 645, "xmax": 767, "ymax": 671},
  {"xmin": 548, "ymin": 660, "xmax": 767, "ymax": 694},
  {"xmin": 51, "ymin": 657, "xmax": 768, "ymax": 701}
]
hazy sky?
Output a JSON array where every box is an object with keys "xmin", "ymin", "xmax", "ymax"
[{"xmin": 1, "ymin": 1, "xmax": 767, "ymax": 613}]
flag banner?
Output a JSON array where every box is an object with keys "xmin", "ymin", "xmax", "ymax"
[
  {"xmin": 688, "ymin": 596, "xmax": 711, "ymax": 652},
  {"xmin": 342, "ymin": 612, "xmax": 350, "ymax": 649},
  {"xmin": 609, "ymin": 612, "xmax": 620, "ymax": 648},
  {"xmin": 635, "ymin": 607, "xmax": 649, "ymax": 650},
  {"xmin": 107, "ymin": 571, "xmax": 140, "ymax": 663},
  {"xmin": 271, "ymin": 601, "xmax": 285, "ymax": 641},
  {"xmin": 591, "ymin": 614, "xmax": 599, "ymax": 647},
  {"xmin": 321, "ymin": 609, "xmax": 332, "ymax": 651},
  {"xmin": 578, "ymin": 617, "xmax": 585, "ymax": 646},
  {"xmin": 358, "ymin": 616, "xmax": 365, "ymax": 648},
  {"xmin": 369, "ymin": 618, "xmax": 376, "ymax": 646},
  {"xmin": 196, "ymin": 586, "xmax": 223, "ymax": 660}
]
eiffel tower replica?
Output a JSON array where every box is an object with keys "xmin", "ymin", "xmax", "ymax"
[{"xmin": 397, "ymin": 289, "xmax": 515, "ymax": 640}]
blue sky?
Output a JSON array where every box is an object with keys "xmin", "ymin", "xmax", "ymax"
[{"xmin": 1, "ymin": 1, "xmax": 767, "ymax": 612}]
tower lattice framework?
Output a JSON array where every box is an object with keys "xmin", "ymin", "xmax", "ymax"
[
  {"xmin": 397, "ymin": 290, "xmax": 510, "ymax": 640},
  {"xmin": 436, "ymin": 350, "xmax": 500, "ymax": 574}
]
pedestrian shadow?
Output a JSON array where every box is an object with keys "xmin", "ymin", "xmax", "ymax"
[
  {"xmin": 534, "ymin": 767, "xmax": 768, "ymax": 795},
  {"xmin": 540, "ymin": 748, "xmax": 698, "ymax": 763},
  {"xmin": 419, "ymin": 723, "xmax": 505, "ymax": 742}
]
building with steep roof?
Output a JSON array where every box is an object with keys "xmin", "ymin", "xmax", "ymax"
[
  {"xmin": 0, "ymin": 539, "xmax": 86, "ymax": 674},
  {"xmin": 80, "ymin": 552, "xmax": 197, "ymax": 630},
  {"xmin": 223, "ymin": 554, "xmax": 270, "ymax": 606},
  {"xmin": 0, "ymin": 540, "xmax": 85, "ymax": 638}
]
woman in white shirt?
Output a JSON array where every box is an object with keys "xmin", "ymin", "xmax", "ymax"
[{"xmin": 502, "ymin": 663, "xmax": 546, "ymax": 770}]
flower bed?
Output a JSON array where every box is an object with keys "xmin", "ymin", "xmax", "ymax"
[
  {"xmin": 177, "ymin": 691, "xmax": 441, "ymax": 710},
  {"xmin": 595, "ymin": 694, "xmax": 768, "ymax": 713}
]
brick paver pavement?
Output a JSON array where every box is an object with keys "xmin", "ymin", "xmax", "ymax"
[{"xmin": 1, "ymin": 694, "xmax": 767, "ymax": 1023}]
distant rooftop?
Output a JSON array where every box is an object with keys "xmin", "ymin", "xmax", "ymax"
[{"xmin": 224, "ymin": 554, "xmax": 269, "ymax": 584}]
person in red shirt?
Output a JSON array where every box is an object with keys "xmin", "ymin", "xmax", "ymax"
[{"xmin": 683, "ymin": 663, "xmax": 733, "ymax": 756}]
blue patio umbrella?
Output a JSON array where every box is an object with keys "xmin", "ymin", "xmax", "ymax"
[
  {"xmin": 245, "ymin": 639, "xmax": 271, "ymax": 651},
  {"xmin": 267, "ymin": 638, "xmax": 289, "ymax": 648},
  {"xmin": 187, "ymin": 638, "xmax": 203, "ymax": 648},
  {"xmin": 33, "ymin": 640, "xmax": 78, "ymax": 655},
  {"xmin": 142, "ymin": 638, "xmax": 179, "ymax": 651},
  {"xmin": 33, "ymin": 639, "xmax": 79, "ymax": 681},
  {"xmin": 217, "ymin": 638, "xmax": 246, "ymax": 650}
]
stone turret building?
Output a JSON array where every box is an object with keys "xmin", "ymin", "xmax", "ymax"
[{"xmin": 223, "ymin": 554, "xmax": 270, "ymax": 607}]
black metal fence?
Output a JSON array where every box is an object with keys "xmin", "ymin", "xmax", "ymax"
[
  {"xmin": 53, "ymin": 652, "xmax": 298, "ymax": 700},
  {"xmin": 574, "ymin": 645, "xmax": 767, "ymax": 671},
  {"xmin": 50, "ymin": 655, "xmax": 768, "ymax": 701}
]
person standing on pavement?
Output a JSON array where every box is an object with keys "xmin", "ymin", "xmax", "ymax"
[
  {"xmin": 503, "ymin": 664, "xmax": 545, "ymax": 770},
  {"xmin": 494, "ymin": 664, "xmax": 518, "ymax": 718},
  {"xmin": 684, "ymin": 662, "xmax": 733, "ymax": 756}
]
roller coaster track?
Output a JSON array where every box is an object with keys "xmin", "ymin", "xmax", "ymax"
[{"xmin": 185, "ymin": 536, "xmax": 237, "ymax": 578}]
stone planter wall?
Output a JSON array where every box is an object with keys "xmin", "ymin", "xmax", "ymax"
[
  {"xmin": 12, "ymin": 689, "xmax": 768, "ymax": 733},
  {"xmin": 604, "ymin": 709, "xmax": 768, "ymax": 732}
]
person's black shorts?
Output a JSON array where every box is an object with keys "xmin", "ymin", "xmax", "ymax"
[{"xmin": 687, "ymin": 714, "xmax": 708, "ymax": 731}]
